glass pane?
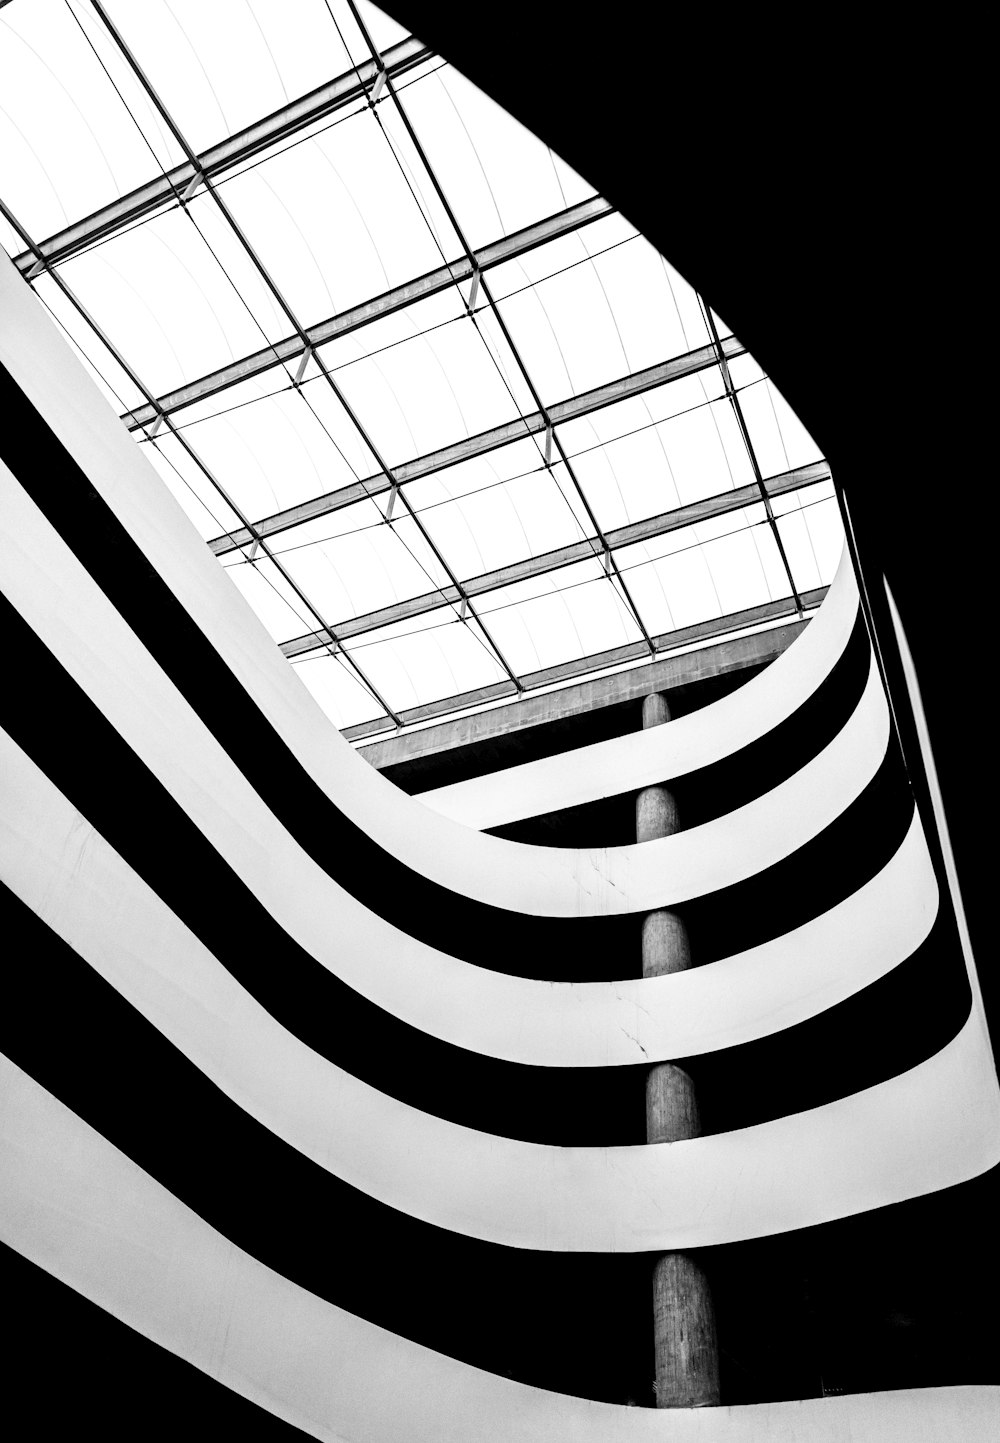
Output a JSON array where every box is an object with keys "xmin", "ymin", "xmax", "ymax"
[
  {"xmin": 277, "ymin": 510, "xmax": 452, "ymax": 629},
  {"xmin": 557, "ymin": 389, "xmax": 754, "ymax": 531},
  {"xmin": 485, "ymin": 213, "xmax": 639, "ymax": 303},
  {"xmin": 349, "ymin": 607, "xmax": 508, "ymax": 710},
  {"xmin": 390, "ymin": 61, "xmax": 596, "ymax": 249},
  {"xmin": 142, "ymin": 431, "xmax": 244, "ymax": 540},
  {"xmin": 291, "ymin": 647, "xmax": 387, "ymax": 729},
  {"xmin": 331, "ymin": 0, "xmax": 411, "ymax": 64},
  {"xmin": 417, "ymin": 469, "xmax": 590, "ymax": 581},
  {"xmin": 174, "ymin": 381, "xmax": 371, "ymax": 520},
  {"xmin": 221, "ymin": 552, "xmax": 314, "ymax": 642},
  {"xmin": 776, "ymin": 492, "xmax": 844, "ymax": 592},
  {"xmin": 221, "ymin": 104, "xmax": 463, "ymax": 327},
  {"xmin": 58, "ymin": 197, "xmax": 290, "ymax": 398},
  {"xmin": 475, "ymin": 560, "xmax": 642, "ymax": 674},
  {"xmin": 401, "ymin": 435, "xmax": 548, "ymax": 512},
  {"xmin": 321, "ymin": 302, "xmax": 528, "ymax": 468},
  {"xmin": 613, "ymin": 508, "xmax": 789, "ymax": 635},
  {"xmin": 30, "ymin": 271, "xmax": 148, "ymax": 414},
  {"xmin": 0, "ymin": 0, "xmax": 184, "ymax": 240},
  {"xmin": 739, "ymin": 377, "xmax": 824, "ymax": 476},
  {"xmin": 98, "ymin": 0, "xmax": 357, "ymax": 157}
]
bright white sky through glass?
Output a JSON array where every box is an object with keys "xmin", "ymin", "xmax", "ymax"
[{"xmin": 0, "ymin": 0, "xmax": 842, "ymax": 735}]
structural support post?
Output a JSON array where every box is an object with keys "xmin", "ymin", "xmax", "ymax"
[{"xmin": 637, "ymin": 692, "xmax": 720, "ymax": 1408}]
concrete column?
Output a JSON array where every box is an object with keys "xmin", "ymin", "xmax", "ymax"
[{"xmin": 639, "ymin": 692, "xmax": 720, "ymax": 1408}]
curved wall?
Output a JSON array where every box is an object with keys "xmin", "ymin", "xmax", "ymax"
[{"xmin": 1, "ymin": 238, "xmax": 998, "ymax": 1436}]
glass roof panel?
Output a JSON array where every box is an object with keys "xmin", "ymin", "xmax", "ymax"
[
  {"xmin": 56, "ymin": 195, "xmax": 289, "ymax": 398},
  {"xmin": 357, "ymin": 79, "xmax": 468, "ymax": 262},
  {"xmin": 484, "ymin": 213, "xmax": 640, "ymax": 303},
  {"xmin": 396, "ymin": 435, "xmax": 548, "ymax": 512},
  {"xmin": 171, "ymin": 382, "xmax": 372, "ymax": 519},
  {"xmin": 291, "ymin": 648, "xmax": 388, "ymax": 730},
  {"xmin": 95, "ymin": 0, "xmax": 358, "ymax": 157},
  {"xmin": 0, "ymin": 0, "xmax": 842, "ymax": 734},
  {"xmin": 330, "ymin": 0, "xmax": 410, "ymax": 58},
  {"xmin": 738, "ymin": 376, "xmax": 824, "ymax": 475},
  {"xmin": 490, "ymin": 235, "xmax": 714, "ymax": 408},
  {"xmin": 315, "ymin": 302, "xmax": 530, "ymax": 469},
  {"xmin": 0, "ymin": 0, "xmax": 184, "ymax": 239},
  {"xmin": 275, "ymin": 512, "xmax": 453, "ymax": 629},
  {"xmin": 140, "ymin": 431, "xmax": 245, "ymax": 541},
  {"xmin": 414, "ymin": 468, "xmax": 592, "ymax": 581},
  {"xmin": 267, "ymin": 500, "xmax": 385, "ymax": 558},
  {"xmin": 774, "ymin": 490, "xmax": 844, "ymax": 592},
  {"xmin": 556, "ymin": 389, "xmax": 756, "ymax": 530},
  {"xmin": 474, "ymin": 560, "xmax": 644, "ymax": 675},
  {"xmin": 345, "ymin": 607, "xmax": 508, "ymax": 711},
  {"xmin": 219, "ymin": 104, "xmax": 464, "ymax": 326},
  {"xmin": 221, "ymin": 551, "xmax": 316, "ymax": 643},
  {"xmin": 29, "ymin": 270, "xmax": 148, "ymax": 413},
  {"xmin": 613, "ymin": 506, "xmax": 789, "ymax": 635},
  {"xmin": 386, "ymin": 61, "xmax": 596, "ymax": 250},
  {"xmin": 726, "ymin": 351, "xmax": 766, "ymax": 390}
]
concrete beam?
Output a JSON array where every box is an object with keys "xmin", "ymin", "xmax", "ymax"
[
  {"xmin": 12, "ymin": 36, "xmax": 432, "ymax": 276},
  {"xmin": 352, "ymin": 599, "xmax": 821, "ymax": 761},
  {"xmin": 280, "ymin": 461, "xmax": 828, "ymax": 657},
  {"xmin": 122, "ymin": 195, "xmax": 614, "ymax": 434}
]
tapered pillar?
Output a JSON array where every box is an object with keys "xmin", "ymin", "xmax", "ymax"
[{"xmin": 639, "ymin": 692, "xmax": 720, "ymax": 1408}]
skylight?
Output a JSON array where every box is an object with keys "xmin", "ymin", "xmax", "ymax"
[{"xmin": 0, "ymin": 0, "xmax": 843, "ymax": 739}]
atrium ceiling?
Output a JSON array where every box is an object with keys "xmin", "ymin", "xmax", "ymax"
[{"xmin": 0, "ymin": 0, "xmax": 843, "ymax": 740}]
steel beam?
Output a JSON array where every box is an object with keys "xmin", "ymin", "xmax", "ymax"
[
  {"xmin": 278, "ymin": 461, "xmax": 829, "ymax": 657},
  {"xmin": 209, "ymin": 334, "xmax": 745, "ymax": 558},
  {"xmin": 11, "ymin": 35, "xmax": 432, "ymax": 276},
  {"xmin": 338, "ymin": 586, "xmax": 827, "ymax": 743},
  {"xmin": 120, "ymin": 195, "xmax": 614, "ymax": 432}
]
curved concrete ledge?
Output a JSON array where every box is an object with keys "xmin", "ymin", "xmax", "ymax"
[
  {"xmin": 0, "ymin": 463, "xmax": 886, "ymax": 921},
  {"xmin": 2, "ymin": 1052, "xmax": 997, "ymax": 1440},
  {"xmin": 3, "ymin": 729, "xmax": 993, "ymax": 1254},
  {"xmin": 1, "ymin": 721, "xmax": 936, "ymax": 1069},
  {"xmin": 419, "ymin": 550, "xmax": 857, "ymax": 831},
  {"xmin": 0, "ymin": 256, "xmax": 865, "ymax": 919}
]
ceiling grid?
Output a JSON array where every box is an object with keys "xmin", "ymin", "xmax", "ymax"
[{"xmin": 0, "ymin": 0, "xmax": 843, "ymax": 733}]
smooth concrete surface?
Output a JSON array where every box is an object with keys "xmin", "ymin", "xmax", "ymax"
[
  {"xmin": 3, "ymin": 727, "xmax": 997, "ymax": 1253},
  {"xmin": 636, "ymin": 784, "xmax": 681, "ymax": 844},
  {"xmin": 652, "ymin": 1254, "xmax": 719, "ymax": 1409},
  {"xmin": 0, "ymin": 628, "xmax": 936, "ymax": 1073},
  {"xmin": 357, "ymin": 620, "xmax": 807, "ymax": 768},
  {"xmin": 414, "ymin": 553, "xmax": 858, "ymax": 830},
  {"xmin": 0, "ymin": 250, "xmax": 860, "ymax": 919},
  {"xmin": 647, "ymin": 1065, "xmax": 700, "ymax": 1144},
  {"xmin": 0, "ymin": 458, "xmax": 888, "ymax": 925},
  {"xmin": 641, "ymin": 909, "xmax": 693, "ymax": 978},
  {"xmin": 2, "ymin": 1052, "xmax": 998, "ymax": 1441},
  {"xmin": 638, "ymin": 694, "xmax": 719, "ymax": 1410}
]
